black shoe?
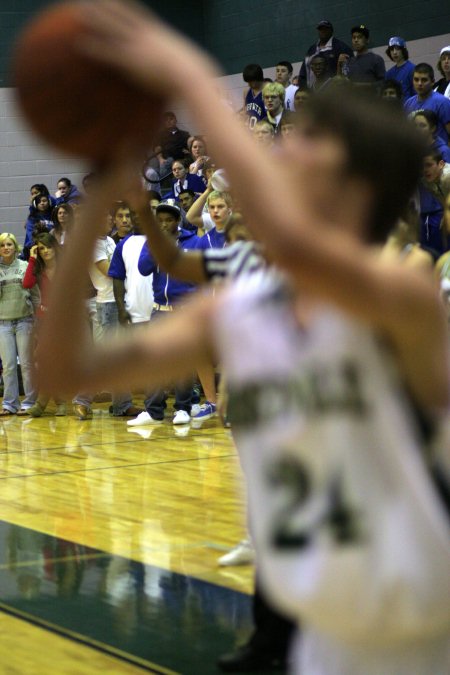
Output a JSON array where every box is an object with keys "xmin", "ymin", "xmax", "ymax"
[{"xmin": 217, "ymin": 645, "xmax": 286, "ymax": 672}]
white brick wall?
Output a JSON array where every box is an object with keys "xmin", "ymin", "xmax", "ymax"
[{"xmin": 1, "ymin": 31, "xmax": 449, "ymax": 244}]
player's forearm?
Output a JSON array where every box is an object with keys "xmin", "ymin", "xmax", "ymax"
[
  {"xmin": 138, "ymin": 204, "xmax": 181, "ymax": 272},
  {"xmin": 36, "ymin": 207, "xmax": 102, "ymax": 392}
]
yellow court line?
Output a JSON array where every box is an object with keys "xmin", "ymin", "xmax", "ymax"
[{"xmin": 0, "ymin": 600, "xmax": 180, "ymax": 675}]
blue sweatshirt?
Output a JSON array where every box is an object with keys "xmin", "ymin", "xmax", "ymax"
[{"xmin": 138, "ymin": 228, "xmax": 199, "ymax": 305}]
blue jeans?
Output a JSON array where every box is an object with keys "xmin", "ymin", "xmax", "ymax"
[
  {"xmin": 144, "ymin": 309, "xmax": 192, "ymax": 419},
  {"xmin": 74, "ymin": 302, "xmax": 132, "ymax": 414},
  {"xmin": 0, "ymin": 316, "xmax": 36, "ymax": 412}
]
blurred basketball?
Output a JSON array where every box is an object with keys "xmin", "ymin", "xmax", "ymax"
[
  {"xmin": 210, "ymin": 169, "xmax": 230, "ymax": 192},
  {"xmin": 13, "ymin": 2, "xmax": 165, "ymax": 163}
]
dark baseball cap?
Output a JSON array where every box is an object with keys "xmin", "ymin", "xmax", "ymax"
[
  {"xmin": 351, "ymin": 25, "xmax": 369, "ymax": 39},
  {"xmin": 317, "ymin": 20, "xmax": 333, "ymax": 30}
]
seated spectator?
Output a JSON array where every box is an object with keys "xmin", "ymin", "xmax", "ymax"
[
  {"xmin": 178, "ymin": 189, "xmax": 196, "ymax": 214},
  {"xmin": 414, "ymin": 109, "xmax": 450, "ymax": 162},
  {"xmin": 299, "ymin": 19, "xmax": 352, "ymax": 87},
  {"xmin": 385, "ymin": 37, "xmax": 415, "ymax": 99},
  {"xmin": 252, "ymin": 119, "xmax": 275, "ymax": 147},
  {"xmin": 262, "ymin": 82, "xmax": 287, "ymax": 134},
  {"xmin": 339, "ymin": 25, "xmax": 385, "ymax": 85},
  {"xmin": 144, "ymin": 112, "xmax": 191, "ymax": 194},
  {"xmin": 29, "ymin": 183, "xmax": 53, "ymax": 205},
  {"xmin": 188, "ymin": 136, "xmax": 210, "ymax": 180},
  {"xmin": 434, "ymin": 46, "xmax": 450, "ymax": 98},
  {"xmin": 380, "ymin": 78, "xmax": 403, "ymax": 103},
  {"xmin": 404, "ymin": 63, "xmax": 450, "ymax": 143},
  {"xmin": 242, "ymin": 63, "xmax": 266, "ymax": 129},
  {"xmin": 82, "ymin": 172, "xmax": 97, "ymax": 195},
  {"xmin": 170, "ymin": 160, "xmax": 205, "ymax": 200},
  {"xmin": 279, "ymin": 112, "xmax": 297, "ymax": 138},
  {"xmin": 146, "ymin": 190, "xmax": 162, "ymax": 213},
  {"xmin": 55, "ymin": 177, "xmax": 81, "ymax": 205},
  {"xmin": 418, "ymin": 150, "xmax": 450, "ymax": 257},
  {"xmin": 435, "ymin": 191, "xmax": 450, "ymax": 313},
  {"xmin": 23, "ymin": 193, "xmax": 53, "ymax": 258},
  {"xmin": 275, "ymin": 61, "xmax": 298, "ymax": 110},
  {"xmin": 50, "ymin": 203, "xmax": 74, "ymax": 245},
  {"xmin": 294, "ymin": 85, "xmax": 311, "ymax": 111}
]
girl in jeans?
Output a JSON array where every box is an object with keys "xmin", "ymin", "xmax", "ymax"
[{"xmin": 0, "ymin": 233, "xmax": 38, "ymax": 415}]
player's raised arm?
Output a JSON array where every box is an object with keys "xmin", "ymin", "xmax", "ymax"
[{"xmin": 77, "ymin": 1, "xmax": 448, "ymax": 410}]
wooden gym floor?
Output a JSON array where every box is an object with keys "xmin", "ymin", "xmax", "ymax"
[{"xmin": 0, "ymin": 401, "xmax": 266, "ymax": 675}]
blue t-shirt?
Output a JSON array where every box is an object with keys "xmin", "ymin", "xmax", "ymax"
[
  {"xmin": 385, "ymin": 60, "xmax": 415, "ymax": 99},
  {"xmin": 404, "ymin": 91, "xmax": 450, "ymax": 142},
  {"xmin": 433, "ymin": 137, "xmax": 450, "ymax": 163},
  {"xmin": 195, "ymin": 227, "xmax": 226, "ymax": 250},
  {"xmin": 137, "ymin": 228, "xmax": 199, "ymax": 305}
]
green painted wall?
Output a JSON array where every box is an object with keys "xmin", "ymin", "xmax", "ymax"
[
  {"xmin": 0, "ymin": 0, "xmax": 204, "ymax": 86},
  {"xmin": 1, "ymin": 0, "xmax": 450, "ymax": 85},
  {"xmin": 203, "ymin": 0, "xmax": 450, "ymax": 74}
]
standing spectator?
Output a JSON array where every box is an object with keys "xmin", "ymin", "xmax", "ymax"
[
  {"xmin": 385, "ymin": 37, "xmax": 415, "ymax": 99},
  {"xmin": 405, "ymin": 63, "xmax": 450, "ymax": 143},
  {"xmin": 274, "ymin": 61, "xmax": 298, "ymax": 110},
  {"xmin": 242, "ymin": 63, "xmax": 266, "ymax": 129},
  {"xmin": 434, "ymin": 46, "xmax": 450, "ymax": 98},
  {"xmin": 0, "ymin": 233, "xmax": 38, "ymax": 416},
  {"xmin": 262, "ymin": 82, "xmax": 286, "ymax": 135},
  {"xmin": 130, "ymin": 203, "xmax": 198, "ymax": 426},
  {"xmin": 309, "ymin": 54, "xmax": 334, "ymax": 92},
  {"xmin": 154, "ymin": 111, "xmax": 190, "ymax": 162},
  {"xmin": 23, "ymin": 233, "xmax": 67, "ymax": 417},
  {"xmin": 71, "ymin": 219, "xmax": 143, "ymax": 420},
  {"xmin": 299, "ymin": 20, "xmax": 353, "ymax": 88},
  {"xmin": 339, "ymin": 25, "xmax": 385, "ymax": 85},
  {"xmin": 110, "ymin": 201, "xmax": 134, "ymax": 244}
]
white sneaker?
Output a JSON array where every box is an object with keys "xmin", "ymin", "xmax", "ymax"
[
  {"xmin": 173, "ymin": 410, "xmax": 191, "ymax": 425},
  {"xmin": 218, "ymin": 539, "xmax": 254, "ymax": 566},
  {"xmin": 190, "ymin": 403, "xmax": 202, "ymax": 417},
  {"xmin": 127, "ymin": 411, "xmax": 163, "ymax": 427}
]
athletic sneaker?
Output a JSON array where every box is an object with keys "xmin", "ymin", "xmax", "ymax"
[
  {"xmin": 173, "ymin": 410, "xmax": 191, "ymax": 425},
  {"xmin": 190, "ymin": 403, "xmax": 202, "ymax": 417},
  {"xmin": 218, "ymin": 539, "xmax": 255, "ymax": 566},
  {"xmin": 191, "ymin": 401, "xmax": 217, "ymax": 421},
  {"xmin": 127, "ymin": 411, "xmax": 163, "ymax": 427}
]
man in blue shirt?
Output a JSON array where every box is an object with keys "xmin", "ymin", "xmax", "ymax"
[
  {"xmin": 385, "ymin": 36, "xmax": 415, "ymax": 99},
  {"xmin": 404, "ymin": 63, "xmax": 450, "ymax": 143},
  {"xmin": 130, "ymin": 202, "xmax": 199, "ymax": 426}
]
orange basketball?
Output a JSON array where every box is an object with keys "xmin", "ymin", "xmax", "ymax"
[{"xmin": 13, "ymin": 2, "xmax": 165, "ymax": 163}]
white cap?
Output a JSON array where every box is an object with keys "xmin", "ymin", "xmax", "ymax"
[{"xmin": 440, "ymin": 46, "xmax": 450, "ymax": 57}]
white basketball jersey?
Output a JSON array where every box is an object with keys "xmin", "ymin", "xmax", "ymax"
[{"xmin": 214, "ymin": 271, "xmax": 450, "ymax": 675}]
